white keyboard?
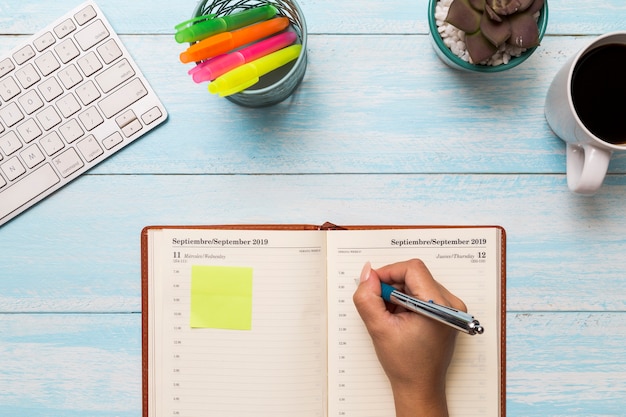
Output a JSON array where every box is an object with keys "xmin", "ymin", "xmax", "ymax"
[{"xmin": 0, "ymin": 1, "xmax": 167, "ymax": 226}]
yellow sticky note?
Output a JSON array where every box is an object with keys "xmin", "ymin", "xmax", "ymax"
[{"xmin": 190, "ymin": 265, "xmax": 253, "ymax": 330}]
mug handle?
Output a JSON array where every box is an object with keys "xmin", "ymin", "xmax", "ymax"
[{"xmin": 566, "ymin": 143, "xmax": 612, "ymax": 195}]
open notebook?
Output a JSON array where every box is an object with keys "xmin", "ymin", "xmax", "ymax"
[{"xmin": 141, "ymin": 224, "xmax": 506, "ymax": 417}]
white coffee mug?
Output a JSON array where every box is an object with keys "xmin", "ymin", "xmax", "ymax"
[{"xmin": 545, "ymin": 31, "xmax": 626, "ymax": 195}]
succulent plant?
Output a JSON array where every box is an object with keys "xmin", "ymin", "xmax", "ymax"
[{"xmin": 445, "ymin": 0, "xmax": 544, "ymax": 63}]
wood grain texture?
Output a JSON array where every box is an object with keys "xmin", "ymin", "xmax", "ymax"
[
  {"xmin": 1, "ymin": 0, "xmax": 625, "ymax": 35},
  {"xmin": 2, "ymin": 0, "xmax": 626, "ymax": 414},
  {"xmin": 2, "ymin": 174, "xmax": 626, "ymax": 313},
  {"xmin": 1, "ymin": 313, "xmax": 625, "ymax": 415}
]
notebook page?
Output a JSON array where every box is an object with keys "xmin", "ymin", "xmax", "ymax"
[
  {"xmin": 147, "ymin": 228, "xmax": 328, "ymax": 417},
  {"xmin": 326, "ymin": 228, "xmax": 502, "ymax": 417}
]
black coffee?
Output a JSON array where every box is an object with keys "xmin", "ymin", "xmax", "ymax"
[{"xmin": 571, "ymin": 43, "xmax": 626, "ymax": 144}]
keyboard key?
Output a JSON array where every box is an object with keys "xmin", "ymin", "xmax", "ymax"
[
  {"xmin": 19, "ymin": 90, "xmax": 45, "ymax": 115},
  {"xmin": 0, "ymin": 102, "xmax": 25, "ymax": 127},
  {"xmin": 56, "ymin": 93, "xmax": 81, "ymax": 118},
  {"xmin": 77, "ymin": 51, "xmax": 103, "ymax": 77},
  {"xmin": 115, "ymin": 109, "xmax": 137, "ymax": 128},
  {"xmin": 14, "ymin": 63, "xmax": 41, "ymax": 89},
  {"xmin": 75, "ymin": 19, "xmax": 109, "ymax": 51},
  {"xmin": 122, "ymin": 119, "xmax": 142, "ymax": 137},
  {"xmin": 59, "ymin": 118, "xmax": 84, "ymax": 143},
  {"xmin": 13, "ymin": 45, "xmax": 35, "ymax": 65},
  {"xmin": 0, "ymin": 77, "xmax": 21, "ymax": 101},
  {"xmin": 33, "ymin": 31, "xmax": 56, "ymax": 52},
  {"xmin": 0, "ymin": 131, "xmax": 22, "ymax": 155},
  {"xmin": 58, "ymin": 64, "xmax": 83, "ymax": 89},
  {"xmin": 98, "ymin": 78, "xmax": 147, "ymax": 118},
  {"xmin": 75, "ymin": 80, "xmax": 100, "ymax": 105},
  {"xmin": 0, "ymin": 58, "xmax": 15, "ymax": 78},
  {"xmin": 52, "ymin": 148, "xmax": 84, "ymax": 178},
  {"xmin": 96, "ymin": 58, "xmax": 135, "ymax": 93},
  {"xmin": 97, "ymin": 39, "xmax": 122, "ymax": 64},
  {"xmin": 54, "ymin": 19, "xmax": 76, "ymax": 39},
  {"xmin": 35, "ymin": 51, "xmax": 61, "ymax": 76},
  {"xmin": 78, "ymin": 106, "xmax": 104, "ymax": 131},
  {"xmin": 102, "ymin": 132, "xmax": 123, "ymax": 150},
  {"xmin": 54, "ymin": 38, "xmax": 81, "ymax": 64},
  {"xmin": 20, "ymin": 144, "xmax": 45, "ymax": 169},
  {"xmin": 40, "ymin": 131, "xmax": 64, "ymax": 156},
  {"xmin": 37, "ymin": 106, "xmax": 62, "ymax": 131},
  {"xmin": 38, "ymin": 77, "xmax": 63, "ymax": 102},
  {"xmin": 76, "ymin": 134, "xmax": 103, "ymax": 162},
  {"xmin": 16, "ymin": 118, "xmax": 42, "ymax": 143},
  {"xmin": 141, "ymin": 107, "xmax": 163, "ymax": 125},
  {"xmin": 1, "ymin": 156, "xmax": 26, "ymax": 181},
  {"xmin": 0, "ymin": 163, "xmax": 60, "ymax": 221},
  {"xmin": 75, "ymin": 5, "xmax": 97, "ymax": 25}
]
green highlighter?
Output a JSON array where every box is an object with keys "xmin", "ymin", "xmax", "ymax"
[{"xmin": 175, "ymin": 4, "xmax": 278, "ymax": 43}]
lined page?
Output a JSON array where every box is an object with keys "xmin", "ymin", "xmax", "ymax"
[
  {"xmin": 147, "ymin": 228, "xmax": 327, "ymax": 417},
  {"xmin": 326, "ymin": 228, "xmax": 502, "ymax": 417}
]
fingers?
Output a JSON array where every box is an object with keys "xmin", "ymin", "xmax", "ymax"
[
  {"xmin": 375, "ymin": 258, "xmax": 437, "ymax": 296},
  {"xmin": 371, "ymin": 259, "xmax": 467, "ymax": 313},
  {"xmin": 354, "ymin": 258, "xmax": 468, "ymax": 332}
]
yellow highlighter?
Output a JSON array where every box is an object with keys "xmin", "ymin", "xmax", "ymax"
[{"xmin": 208, "ymin": 44, "xmax": 302, "ymax": 97}]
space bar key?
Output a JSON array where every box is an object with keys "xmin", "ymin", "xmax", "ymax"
[{"xmin": 0, "ymin": 163, "xmax": 60, "ymax": 221}]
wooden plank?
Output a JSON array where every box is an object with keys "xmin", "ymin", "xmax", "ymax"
[
  {"xmin": 0, "ymin": 0, "xmax": 624, "ymax": 35},
  {"xmin": 0, "ymin": 35, "xmax": 622, "ymax": 175},
  {"xmin": 0, "ymin": 313, "xmax": 140, "ymax": 416},
  {"xmin": 1, "ymin": 312, "xmax": 625, "ymax": 415},
  {"xmin": 2, "ymin": 174, "xmax": 626, "ymax": 312},
  {"xmin": 507, "ymin": 312, "xmax": 626, "ymax": 415}
]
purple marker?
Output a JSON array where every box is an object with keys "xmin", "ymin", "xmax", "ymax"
[{"xmin": 188, "ymin": 31, "xmax": 297, "ymax": 83}]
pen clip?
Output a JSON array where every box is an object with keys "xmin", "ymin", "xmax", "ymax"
[
  {"xmin": 175, "ymin": 13, "xmax": 217, "ymax": 31},
  {"xmin": 422, "ymin": 300, "xmax": 484, "ymax": 335}
]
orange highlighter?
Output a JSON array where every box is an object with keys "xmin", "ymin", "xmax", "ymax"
[{"xmin": 180, "ymin": 17, "xmax": 290, "ymax": 63}]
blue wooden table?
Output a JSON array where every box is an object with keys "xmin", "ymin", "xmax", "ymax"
[{"xmin": 2, "ymin": 0, "xmax": 626, "ymax": 415}]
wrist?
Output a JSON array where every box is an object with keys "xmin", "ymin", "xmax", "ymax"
[{"xmin": 390, "ymin": 382, "xmax": 449, "ymax": 417}]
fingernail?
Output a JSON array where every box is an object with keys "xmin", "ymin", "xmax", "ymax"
[{"xmin": 359, "ymin": 262, "xmax": 371, "ymax": 283}]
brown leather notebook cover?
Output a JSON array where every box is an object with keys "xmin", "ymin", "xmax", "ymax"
[{"xmin": 141, "ymin": 223, "xmax": 506, "ymax": 417}]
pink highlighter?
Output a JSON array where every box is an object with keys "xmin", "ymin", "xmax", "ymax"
[{"xmin": 188, "ymin": 31, "xmax": 297, "ymax": 83}]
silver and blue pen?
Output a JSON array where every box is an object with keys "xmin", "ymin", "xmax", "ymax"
[{"xmin": 380, "ymin": 282, "xmax": 484, "ymax": 335}]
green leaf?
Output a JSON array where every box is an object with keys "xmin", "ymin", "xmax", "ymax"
[
  {"xmin": 465, "ymin": 31, "xmax": 498, "ymax": 62},
  {"xmin": 446, "ymin": 0, "xmax": 482, "ymax": 33},
  {"xmin": 507, "ymin": 12, "xmax": 540, "ymax": 47},
  {"xmin": 486, "ymin": 0, "xmax": 534, "ymax": 16},
  {"xmin": 528, "ymin": 0, "xmax": 545, "ymax": 15},
  {"xmin": 468, "ymin": 0, "xmax": 486, "ymax": 12},
  {"xmin": 485, "ymin": 3, "xmax": 503, "ymax": 22},
  {"xmin": 481, "ymin": 14, "xmax": 511, "ymax": 46}
]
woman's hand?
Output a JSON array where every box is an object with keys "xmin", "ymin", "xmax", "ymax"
[{"xmin": 353, "ymin": 259, "xmax": 467, "ymax": 417}]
